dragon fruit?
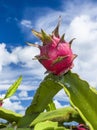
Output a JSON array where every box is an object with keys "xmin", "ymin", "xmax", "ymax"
[
  {"xmin": 28, "ymin": 20, "xmax": 77, "ymax": 75},
  {"xmin": 77, "ymin": 124, "xmax": 89, "ymax": 130},
  {"xmin": 0, "ymin": 100, "xmax": 3, "ymax": 107}
]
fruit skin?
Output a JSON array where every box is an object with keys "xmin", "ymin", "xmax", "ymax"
[
  {"xmin": 38, "ymin": 37, "xmax": 75, "ymax": 75},
  {"xmin": 0, "ymin": 100, "xmax": 3, "ymax": 107},
  {"xmin": 77, "ymin": 124, "xmax": 89, "ymax": 130},
  {"xmin": 27, "ymin": 20, "xmax": 77, "ymax": 75}
]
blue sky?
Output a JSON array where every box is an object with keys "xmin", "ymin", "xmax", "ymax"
[
  {"xmin": 0, "ymin": 0, "xmax": 62, "ymax": 45},
  {"xmin": 0, "ymin": 0, "xmax": 97, "ymax": 114}
]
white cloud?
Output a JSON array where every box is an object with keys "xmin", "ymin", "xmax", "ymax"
[
  {"xmin": 0, "ymin": 42, "xmax": 45, "ymax": 74},
  {"xmin": 12, "ymin": 45, "xmax": 40, "ymax": 68},
  {"xmin": 54, "ymin": 89, "xmax": 69, "ymax": 102},
  {"xmin": 10, "ymin": 91, "xmax": 33, "ymax": 101},
  {"xmin": 20, "ymin": 20, "xmax": 33, "ymax": 29},
  {"xmin": 18, "ymin": 90, "xmax": 28, "ymax": 98},
  {"xmin": 3, "ymin": 98, "xmax": 24, "ymax": 112},
  {"xmin": 13, "ymin": 45, "xmax": 39, "ymax": 64},
  {"xmin": 0, "ymin": 43, "xmax": 18, "ymax": 71},
  {"xmin": 0, "ymin": 94, "xmax": 25, "ymax": 113},
  {"xmin": 0, "ymin": 43, "xmax": 45, "ymax": 92},
  {"xmin": 19, "ymin": 84, "xmax": 38, "ymax": 91},
  {"xmin": 20, "ymin": 19, "xmax": 34, "ymax": 40},
  {"xmin": 10, "ymin": 95, "xmax": 19, "ymax": 100},
  {"xmin": 0, "ymin": 81, "xmax": 40, "ymax": 91},
  {"xmin": 54, "ymin": 100, "xmax": 69, "ymax": 108},
  {"xmin": 54, "ymin": 100, "xmax": 63, "ymax": 108},
  {"xmin": 67, "ymin": 15, "xmax": 97, "ymax": 87},
  {"xmin": 67, "ymin": 15, "xmax": 97, "ymax": 44},
  {"xmin": 0, "ymin": 94, "xmax": 30, "ymax": 114},
  {"xmin": 11, "ymin": 95, "xmax": 33, "ymax": 101}
]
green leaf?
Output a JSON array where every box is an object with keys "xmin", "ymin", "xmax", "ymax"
[
  {"xmin": 59, "ymin": 71, "xmax": 97, "ymax": 130},
  {"xmin": 30, "ymin": 107, "xmax": 83, "ymax": 127},
  {"xmin": 0, "ymin": 107, "xmax": 22, "ymax": 123},
  {"xmin": 4, "ymin": 76, "xmax": 22, "ymax": 99}
]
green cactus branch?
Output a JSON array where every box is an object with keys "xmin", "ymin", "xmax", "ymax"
[
  {"xmin": 34, "ymin": 121, "xmax": 66, "ymax": 130},
  {"xmin": 30, "ymin": 107, "xmax": 83, "ymax": 127},
  {"xmin": 58, "ymin": 71, "xmax": 97, "ymax": 130},
  {"xmin": 26, "ymin": 74, "xmax": 62, "ymax": 115},
  {"xmin": 0, "ymin": 107, "xmax": 22, "ymax": 123}
]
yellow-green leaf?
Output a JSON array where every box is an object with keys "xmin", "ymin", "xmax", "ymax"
[{"xmin": 4, "ymin": 76, "xmax": 22, "ymax": 99}]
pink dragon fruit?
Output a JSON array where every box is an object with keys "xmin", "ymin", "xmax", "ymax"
[
  {"xmin": 28, "ymin": 20, "xmax": 77, "ymax": 75},
  {"xmin": 77, "ymin": 124, "xmax": 89, "ymax": 130},
  {"xmin": 0, "ymin": 100, "xmax": 3, "ymax": 107}
]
